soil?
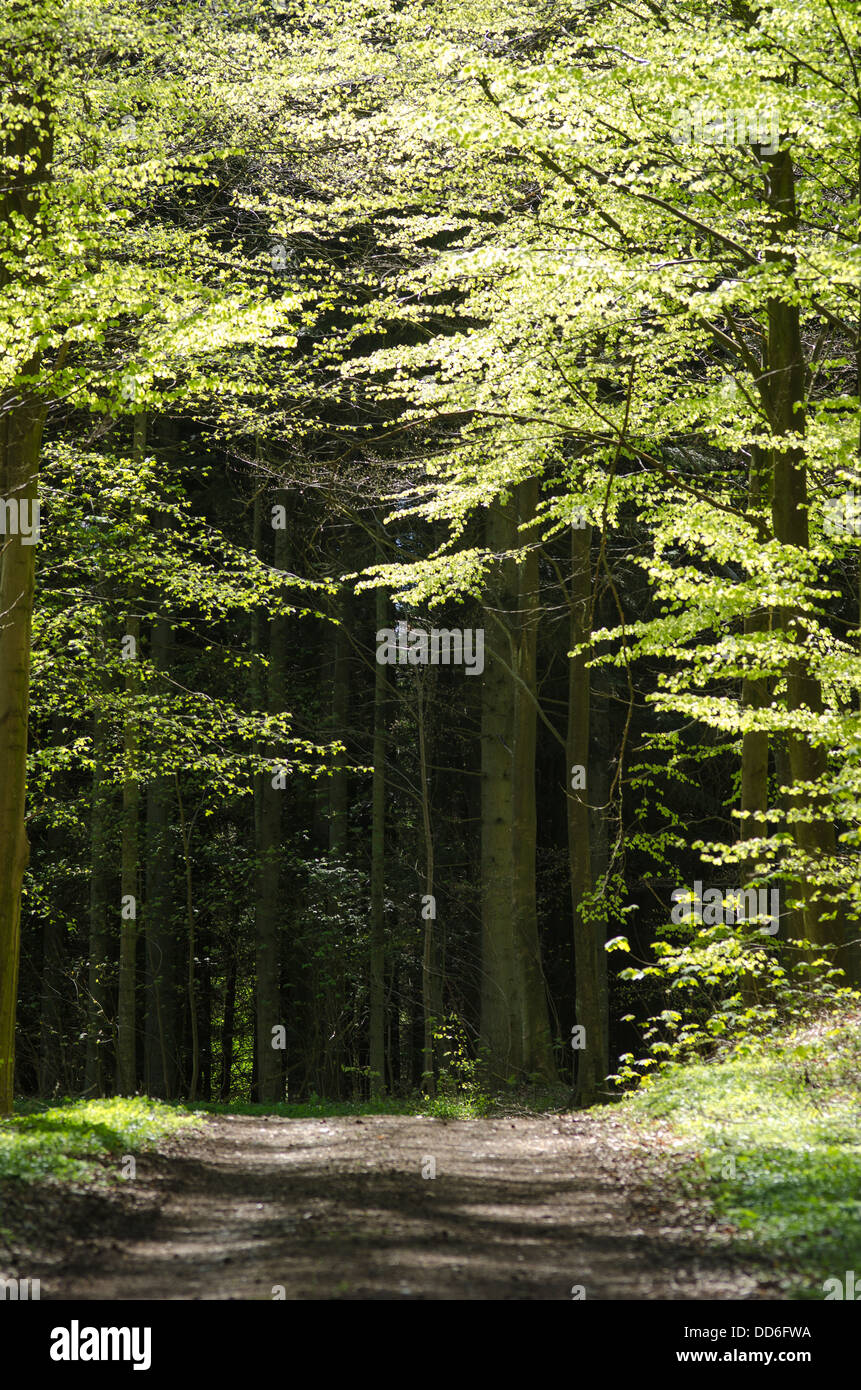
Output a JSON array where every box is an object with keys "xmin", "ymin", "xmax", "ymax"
[{"xmin": 1, "ymin": 1112, "xmax": 781, "ymax": 1300}]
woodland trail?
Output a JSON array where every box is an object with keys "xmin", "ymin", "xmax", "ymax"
[{"xmin": 36, "ymin": 1114, "xmax": 774, "ymax": 1300}]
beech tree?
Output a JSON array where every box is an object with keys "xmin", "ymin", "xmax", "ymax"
[{"xmin": 1, "ymin": 0, "xmax": 857, "ymax": 1110}]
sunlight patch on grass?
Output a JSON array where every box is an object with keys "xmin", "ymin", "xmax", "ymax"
[
  {"xmin": 622, "ymin": 1010, "xmax": 861, "ymax": 1296},
  {"xmin": 0, "ymin": 1097, "xmax": 200, "ymax": 1183}
]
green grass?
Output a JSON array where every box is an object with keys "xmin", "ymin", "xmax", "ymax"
[
  {"xmin": 181, "ymin": 1074, "xmax": 570, "ymax": 1121},
  {"xmin": 0, "ymin": 1097, "xmax": 200, "ymax": 1183},
  {"xmin": 422, "ymin": 1090, "xmax": 494, "ymax": 1119},
  {"xmin": 181, "ymin": 1091, "xmax": 496, "ymax": 1120},
  {"xmin": 620, "ymin": 1009, "xmax": 861, "ymax": 1297},
  {"xmin": 182, "ymin": 1096, "xmax": 421, "ymax": 1119}
]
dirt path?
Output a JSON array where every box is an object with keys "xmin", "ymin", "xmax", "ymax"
[{"xmin": 31, "ymin": 1113, "xmax": 773, "ymax": 1300}]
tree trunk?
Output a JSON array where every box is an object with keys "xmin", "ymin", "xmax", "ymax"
[
  {"xmin": 173, "ymin": 776, "xmax": 200, "ymax": 1102},
  {"xmin": 39, "ymin": 714, "xmax": 66, "ymax": 1096},
  {"xmin": 765, "ymin": 149, "xmax": 839, "ymax": 948},
  {"xmin": 329, "ymin": 588, "xmax": 350, "ymax": 856},
  {"xmin": 566, "ymin": 524, "xmax": 606, "ymax": 1104},
  {"xmin": 39, "ymin": 914, "xmax": 64, "ymax": 1096},
  {"xmin": 145, "ymin": 614, "xmax": 175, "ymax": 1097},
  {"xmin": 369, "ymin": 586, "xmax": 387, "ymax": 1098},
  {"xmin": 116, "ymin": 609, "xmax": 140, "ymax": 1095},
  {"xmin": 416, "ymin": 669, "xmax": 438, "ymax": 1092},
  {"xmin": 117, "ymin": 413, "xmax": 146, "ymax": 1095},
  {"xmin": 199, "ymin": 919, "xmax": 212, "ymax": 1102},
  {"xmin": 480, "ymin": 497, "xmax": 519, "ymax": 1081},
  {"xmin": 740, "ymin": 446, "xmax": 772, "ymax": 865},
  {"xmin": 85, "ymin": 691, "xmax": 111, "ymax": 1096},
  {"xmin": 739, "ymin": 445, "xmax": 772, "ymax": 1000},
  {"xmin": 0, "ymin": 71, "xmax": 52, "ymax": 1116},
  {"xmin": 219, "ymin": 930, "xmax": 237, "ymax": 1100},
  {"xmin": 321, "ymin": 588, "xmax": 351, "ymax": 1090},
  {"xmin": 588, "ymin": 664, "xmax": 611, "ymax": 1076},
  {"xmin": 774, "ymin": 737, "xmax": 805, "ymax": 942},
  {"xmin": 511, "ymin": 479, "xmax": 555, "ymax": 1080},
  {"xmin": 398, "ymin": 961, "xmax": 414, "ymax": 1092},
  {"xmin": 254, "ymin": 491, "xmax": 288, "ymax": 1103}
]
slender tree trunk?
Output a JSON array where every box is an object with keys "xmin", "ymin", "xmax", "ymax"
[
  {"xmin": 329, "ymin": 588, "xmax": 350, "ymax": 856},
  {"xmin": 254, "ymin": 491, "xmax": 288, "ymax": 1103},
  {"xmin": 566, "ymin": 524, "xmax": 606, "ymax": 1104},
  {"xmin": 253, "ymin": 763, "xmax": 282, "ymax": 1103},
  {"xmin": 588, "ymin": 666, "xmax": 611, "ymax": 1075},
  {"xmin": 145, "ymin": 614, "xmax": 175, "ymax": 1097},
  {"xmin": 765, "ymin": 150, "xmax": 839, "ymax": 948},
  {"xmin": 39, "ymin": 713, "xmax": 66, "ymax": 1096},
  {"xmin": 480, "ymin": 498, "xmax": 519, "ymax": 1080},
  {"xmin": 116, "ymin": 609, "xmax": 140, "ymax": 1094},
  {"xmin": 850, "ymin": 173, "xmax": 861, "ymax": 984},
  {"xmin": 739, "ymin": 445, "xmax": 772, "ymax": 996},
  {"xmin": 511, "ymin": 479, "xmax": 555, "ymax": 1080},
  {"xmin": 39, "ymin": 823, "xmax": 64, "ymax": 1097},
  {"xmin": 740, "ymin": 446, "xmax": 772, "ymax": 864},
  {"xmin": 117, "ymin": 414, "xmax": 146, "ymax": 1095},
  {"xmin": 86, "ymin": 690, "xmax": 111, "ymax": 1096},
  {"xmin": 250, "ymin": 1008, "xmax": 258, "ymax": 1101},
  {"xmin": 175, "ymin": 777, "xmax": 199, "ymax": 1101},
  {"xmin": 369, "ymin": 586, "xmax": 387, "ymax": 1097},
  {"xmin": 199, "ymin": 919, "xmax": 211, "ymax": 1102},
  {"xmin": 398, "ymin": 961, "xmax": 414, "ymax": 1091},
  {"xmin": 39, "ymin": 913, "xmax": 64, "ymax": 1096},
  {"xmin": 0, "ymin": 73, "xmax": 52, "ymax": 1116},
  {"xmin": 416, "ymin": 670, "xmax": 437, "ymax": 1092},
  {"xmin": 322, "ymin": 588, "xmax": 350, "ymax": 1089},
  {"xmin": 774, "ymin": 738, "xmax": 805, "ymax": 942},
  {"xmin": 220, "ymin": 930, "xmax": 237, "ymax": 1101}
]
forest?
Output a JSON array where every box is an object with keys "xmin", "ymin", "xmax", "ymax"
[{"xmin": 0, "ymin": 0, "xmax": 859, "ymax": 1313}]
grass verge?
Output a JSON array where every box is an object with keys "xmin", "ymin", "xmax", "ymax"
[
  {"xmin": 0, "ymin": 1097, "xmax": 200, "ymax": 1183},
  {"xmin": 619, "ymin": 1008, "xmax": 861, "ymax": 1297}
]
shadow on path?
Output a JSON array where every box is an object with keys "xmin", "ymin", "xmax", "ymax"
[{"xmin": 38, "ymin": 1113, "xmax": 774, "ymax": 1300}]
